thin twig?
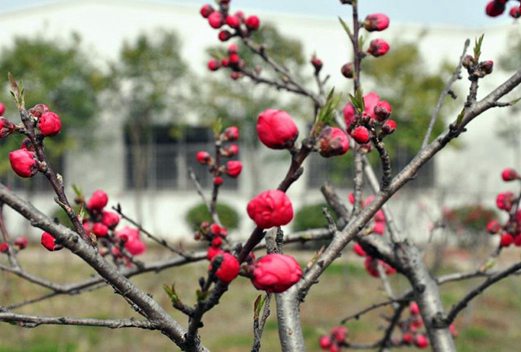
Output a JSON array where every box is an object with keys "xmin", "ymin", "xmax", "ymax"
[
  {"xmin": 422, "ymin": 39, "xmax": 470, "ymax": 148},
  {"xmin": 113, "ymin": 205, "xmax": 191, "ymax": 258},
  {"xmin": 446, "ymin": 261, "xmax": 521, "ymax": 324}
]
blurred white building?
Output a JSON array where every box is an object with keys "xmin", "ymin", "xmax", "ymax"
[{"xmin": 0, "ymin": 0, "xmax": 519, "ymax": 241}]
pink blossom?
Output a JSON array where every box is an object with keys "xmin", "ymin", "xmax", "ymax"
[{"xmin": 251, "ymin": 254, "xmax": 302, "ymax": 293}]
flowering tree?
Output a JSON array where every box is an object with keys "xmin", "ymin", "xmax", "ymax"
[{"xmin": 1, "ymin": 1, "xmax": 521, "ymax": 352}]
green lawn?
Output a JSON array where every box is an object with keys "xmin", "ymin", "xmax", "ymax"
[{"xmin": 1, "ymin": 246, "xmax": 520, "ymax": 351}]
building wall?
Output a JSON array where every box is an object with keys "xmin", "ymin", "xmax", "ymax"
[{"xmin": 0, "ymin": 0, "xmax": 519, "ymax": 241}]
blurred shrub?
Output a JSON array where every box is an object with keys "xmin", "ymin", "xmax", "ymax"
[
  {"xmin": 185, "ymin": 202, "xmax": 239, "ymax": 231},
  {"xmin": 292, "ymin": 203, "xmax": 338, "ymax": 232},
  {"xmin": 443, "ymin": 204, "xmax": 497, "ymax": 249}
]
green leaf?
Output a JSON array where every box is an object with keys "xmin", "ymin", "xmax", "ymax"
[
  {"xmin": 163, "ymin": 284, "xmax": 180, "ymax": 305},
  {"xmin": 212, "ymin": 118, "xmax": 223, "ymax": 137},
  {"xmin": 253, "ymin": 294, "xmax": 268, "ymax": 320},
  {"xmin": 473, "ymin": 34, "xmax": 485, "ymax": 60},
  {"xmin": 338, "ymin": 17, "xmax": 353, "ymax": 39},
  {"xmin": 349, "ymin": 88, "xmax": 365, "ymax": 113},
  {"xmin": 196, "ymin": 289, "xmax": 209, "ymax": 302},
  {"xmin": 455, "ymin": 108, "xmax": 465, "ymax": 127},
  {"xmin": 316, "ymin": 88, "xmax": 341, "ymax": 126},
  {"xmin": 72, "ymin": 184, "xmax": 83, "ymax": 198}
]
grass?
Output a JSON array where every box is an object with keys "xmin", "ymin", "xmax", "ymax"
[{"xmin": 1, "ymin": 246, "xmax": 521, "ymax": 351}]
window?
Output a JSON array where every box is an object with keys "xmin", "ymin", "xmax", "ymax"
[{"xmin": 124, "ymin": 125, "xmax": 239, "ymax": 190}]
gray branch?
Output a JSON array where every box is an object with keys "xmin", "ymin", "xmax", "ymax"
[
  {"xmin": 0, "ymin": 312, "xmax": 156, "ymax": 330},
  {"xmin": 0, "ymin": 183, "xmax": 207, "ymax": 352}
]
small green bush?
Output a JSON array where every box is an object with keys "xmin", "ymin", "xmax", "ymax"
[
  {"xmin": 185, "ymin": 202, "xmax": 239, "ymax": 230},
  {"xmin": 292, "ymin": 203, "xmax": 338, "ymax": 232}
]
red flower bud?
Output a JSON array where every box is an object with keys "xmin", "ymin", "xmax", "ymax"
[
  {"xmin": 318, "ymin": 126, "xmax": 350, "ymax": 157},
  {"xmin": 200, "ymin": 4, "xmax": 214, "ymax": 18},
  {"xmin": 223, "ymin": 126, "xmax": 239, "ymax": 141},
  {"xmin": 226, "ymin": 144, "xmax": 239, "ymax": 156},
  {"xmin": 0, "ymin": 117, "xmax": 15, "ymax": 138},
  {"xmin": 230, "ymin": 71, "xmax": 241, "ymax": 80},
  {"xmin": 367, "ymin": 38, "xmax": 390, "ymax": 57},
  {"xmin": 126, "ymin": 239, "xmax": 146, "ymax": 255},
  {"xmin": 87, "ymin": 190, "xmax": 108, "ymax": 210},
  {"xmin": 256, "ymin": 109, "xmax": 299, "ymax": 149},
  {"xmin": 83, "ymin": 221, "xmax": 92, "ymax": 235},
  {"xmin": 311, "ymin": 55, "xmax": 323, "ymax": 72},
  {"xmin": 374, "ymin": 100, "xmax": 392, "ymax": 121},
  {"xmin": 382, "ymin": 119, "xmax": 397, "ymax": 135},
  {"xmin": 0, "ymin": 242, "xmax": 9, "ymax": 253},
  {"xmin": 486, "ymin": 220, "xmax": 501, "ymax": 234},
  {"xmin": 510, "ymin": 5, "xmax": 521, "ymax": 18},
  {"xmin": 343, "ymin": 92, "xmax": 381, "ymax": 127},
  {"xmin": 341, "ymin": 62, "xmax": 354, "ymax": 78},
  {"xmin": 364, "ymin": 257, "xmax": 396, "ymax": 278},
  {"xmin": 14, "ymin": 236, "xmax": 28, "ymax": 250},
  {"xmin": 221, "ymin": 58, "xmax": 229, "ymax": 67},
  {"xmin": 372, "ymin": 221, "xmax": 385, "ymax": 235},
  {"xmin": 228, "ymin": 43, "xmax": 238, "ymax": 54},
  {"xmin": 514, "ymin": 234, "xmax": 521, "ymax": 247},
  {"xmin": 116, "ymin": 226, "xmax": 139, "ymax": 243},
  {"xmin": 251, "ymin": 254, "xmax": 302, "ymax": 293},
  {"xmin": 402, "ymin": 332, "xmax": 414, "ymax": 344},
  {"xmin": 245, "ymin": 15, "xmax": 260, "ymax": 30},
  {"xmin": 207, "ymin": 246, "xmax": 223, "ymax": 260},
  {"xmin": 213, "ymin": 176, "xmax": 224, "ymax": 186},
  {"xmin": 196, "ymin": 151, "xmax": 212, "ymax": 164},
  {"xmin": 211, "ymin": 252, "xmax": 240, "ymax": 283},
  {"xmin": 329, "ymin": 345, "xmax": 340, "ymax": 352},
  {"xmin": 479, "ymin": 60, "xmax": 494, "ymax": 75},
  {"xmin": 353, "ymin": 243, "xmax": 367, "ymax": 257},
  {"xmin": 102, "ymin": 211, "xmax": 120, "ymax": 229},
  {"xmin": 319, "ymin": 335, "xmax": 332, "ymax": 349},
  {"xmin": 211, "ymin": 236, "xmax": 223, "ymax": 247},
  {"xmin": 207, "ymin": 58, "xmax": 221, "ymax": 71},
  {"xmin": 331, "ymin": 326, "xmax": 348, "ymax": 343},
  {"xmin": 38, "ymin": 111, "xmax": 62, "ymax": 136},
  {"xmin": 374, "ymin": 210, "xmax": 385, "ymax": 222},
  {"xmin": 0, "ymin": 102, "xmax": 5, "ymax": 116},
  {"xmin": 41, "ymin": 232, "xmax": 62, "ymax": 251},
  {"xmin": 350, "ymin": 126, "xmax": 370, "ymax": 144},
  {"xmin": 501, "ymin": 167, "xmax": 518, "ymax": 181},
  {"xmin": 449, "ymin": 323, "xmax": 458, "ymax": 337},
  {"xmin": 225, "ymin": 160, "xmax": 242, "ymax": 178},
  {"xmin": 218, "ymin": 30, "xmax": 232, "ymax": 42},
  {"xmin": 210, "ymin": 223, "xmax": 224, "ymax": 236},
  {"xmin": 226, "ymin": 15, "xmax": 241, "ymax": 28},
  {"xmin": 496, "ymin": 192, "xmax": 514, "ymax": 211},
  {"xmin": 247, "ymin": 189, "xmax": 294, "ymax": 228},
  {"xmin": 500, "ymin": 232, "xmax": 514, "ymax": 247},
  {"xmin": 208, "ymin": 11, "xmax": 223, "ymax": 29},
  {"xmin": 9, "ymin": 148, "xmax": 37, "ymax": 178},
  {"xmin": 92, "ymin": 222, "xmax": 109, "ymax": 237},
  {"xmin": 409, "ymin": 301, "xmax": 420, "ymax": 315},
  {"xmin": 485, "ymin": 1, "xmax": 505, "ymax": 17},
  {"xmin": 229, "ymin": 52, "xmax": 240, "ymax": 65},
  {"xmin": 363, "ymin": 13, "xmax": 390, "ymax": 32},
  {"xmin": 414, "ymin": 335, "xmax": 429, "ymax": 349}
]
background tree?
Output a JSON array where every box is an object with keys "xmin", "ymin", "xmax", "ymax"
[
  {"xmin": 107, "ymin": 30, "xmax": 191, "ymax": 221},
  {"xmin": 0, "ymin": 34, "xmax": 103, "ymax": 188}
]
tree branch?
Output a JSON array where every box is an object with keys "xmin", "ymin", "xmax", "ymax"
[{"xmin": 0, "ymin": 312, "xmax": 156, "ymax": 330}]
